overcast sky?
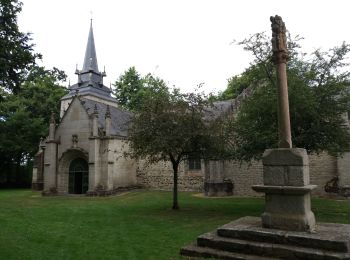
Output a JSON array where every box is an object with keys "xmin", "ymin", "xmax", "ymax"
[{"xmin": 18, "ymin": 0, "xmax": 350, "ymax": 94}]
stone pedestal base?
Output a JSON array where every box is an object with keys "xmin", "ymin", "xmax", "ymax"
[
  {"xmin": 180, "ymin": 216, "xmax": 350, "ymax": 259},
  {"xmin": 253, "ymin": 185, "xmax": 316, "ymax": 231},
  {"xmin": 252, "ymin": 148, "xmax": 316, "ymax": 232}
]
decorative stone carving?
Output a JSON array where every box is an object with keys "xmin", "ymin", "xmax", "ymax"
[{"xmin": 270, "ymin": 15, "xmax": 288, "ymax": 64}]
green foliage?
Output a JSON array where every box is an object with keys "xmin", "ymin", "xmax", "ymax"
[
  {"xmin": 0, "ymin": 1, "xmax": 67, "ymax": 186},
  {"xmin": 0, "ymin": 0, "xmax": 41, "ymax": 94},
  {"xmin": 0, "ymin": 67, "xmax": 67, "ymax": 181},
  {"xmin": 219, "ymin": 65, "xmax": 265, "ymax": 100},
  {"xmin": 113, "ymin": 66, "xmax": 169, "ymax": 111},
  {"xmin": 128, "ymin": 89, "xmax": 222, "ymax": 208},
  {"xmin": 224, "ymin": 32, "xmax": 350, "ymax": 161}
]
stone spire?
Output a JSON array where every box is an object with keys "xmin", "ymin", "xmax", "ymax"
[
  {"xmin": 75, "ymin": 21, "xmax": 106, "ymax": 86},
  {"xmin": 82, "ymin": 20, "xmax": 99, "ymax": 73}
]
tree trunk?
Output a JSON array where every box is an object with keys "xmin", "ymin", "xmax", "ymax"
[{"xmin": 172, "ymin": 163, "xmax": 179, "ymax": 210}]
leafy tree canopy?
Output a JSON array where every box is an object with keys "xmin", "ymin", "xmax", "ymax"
[
  {"xmin": 222, "ymin": 32, "xmax": 350, "ymax": 162},
  {"xmin": 114, "ymin": 67, "xmax": 169, "ymax": 111},
  {"xmin": 0, "ymin": 66, "xmax": 67, "ymax": 167},
  {"xmin": 128, "ymin": 88, "xmax": 223, "ymax": 209},
  {"xmin": 0, "ymin": 0, "xmax": 41, "ymax": 94}
]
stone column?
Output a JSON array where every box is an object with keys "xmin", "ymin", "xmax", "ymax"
[
  {"xmin": 252, "ymin": 16, "xmax": 316, "ymax": 232},
  {"xmin": 43, "ymin": 113, "xmax": 57, "ymax": 195},
  {"xmin": 270, "ymin": 15, "xmax": 292, "ymax": 148},
  {"xmin": 87, "ymin": 106, "xmax": 101, "ymax": 194}
]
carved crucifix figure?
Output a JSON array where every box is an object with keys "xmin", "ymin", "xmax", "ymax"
[{"xmin": 270, "ymin": 15, "xmax": 292, "ymax": 148}]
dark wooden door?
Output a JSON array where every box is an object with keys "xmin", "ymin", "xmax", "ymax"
[{"xmin": 69, "ymin": 158, "xmax": 88, "ymax": 194}]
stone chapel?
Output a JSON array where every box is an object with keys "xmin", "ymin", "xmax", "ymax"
[
  {"xmin": 32, "ymin": 22, "xmax": 137, "ymax": 195},
  {"xmin": 32, "ymin": 23, "xmax": 350, "ymax": 198}
]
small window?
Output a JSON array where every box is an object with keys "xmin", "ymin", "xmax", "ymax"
[{"xmin": 188, "ymin": 158, "xmax": 201, "ymax": 171}]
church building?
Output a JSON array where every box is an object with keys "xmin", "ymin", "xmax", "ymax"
[
  {"xmin": 32, "ymin": 22, "xmax": 137, "ymax": 195},
  {"xmin": 32, "ymin": 22, "xmax": 350, "ymax": 198}
]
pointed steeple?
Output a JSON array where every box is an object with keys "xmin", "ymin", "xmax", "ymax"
[
  {"xmin": 82, "ymin": 20, "xmax": 99, "ymax": 73},
  {"xmin": 63, "ymin": 20, "xmax": 115, "ymax": 103},
  {"xmin": 74, "ymin": 20, "xmax": 107, "ymax": 87}
]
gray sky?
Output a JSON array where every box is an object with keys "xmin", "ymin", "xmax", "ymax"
[{"xmin": 18, "ymin": 0, "xmax": 350, "ymax": 94}]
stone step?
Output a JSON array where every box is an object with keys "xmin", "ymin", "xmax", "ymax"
[
  {"xmin": 217, "ymin": 216, "xmax": 350, "ymax": 253},
  {"xmin": 197, "ymin": 232, "xmax": 350, "ymax": 260},
  {"xmin": 180, "ymin": 243, "xmax": 276, "ymax": 260}
]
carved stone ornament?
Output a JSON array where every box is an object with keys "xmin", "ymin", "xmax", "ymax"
[
  {"xmin": 270, "ymin": 15, "xmax": 288, "ymax": 64},
  {"xmin": 72, "ymin": 134, "xmax": 78, "ymax": 148}
]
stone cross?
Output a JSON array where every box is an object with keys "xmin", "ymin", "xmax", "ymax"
[{"xmin": 270, "ymin": 15, "xmax": 292, "ymax": 148}]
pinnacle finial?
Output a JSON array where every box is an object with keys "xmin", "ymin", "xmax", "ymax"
[
  {"xmin": 105, "ymin": 105, "xmax": 111, "ymax": 118},
  {"xmin": 39, "ymin": 137, "xmax": 44, "ymax": 148},
  {"xmin": 93, "ymin": 104, "xmax": 98, "ymax": 116},
  {"xmin": 50, "ymin": 111, "xmax": 55, "ymax": 124}
]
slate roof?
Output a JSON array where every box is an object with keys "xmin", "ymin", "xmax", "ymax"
[
  {"xmin": 204, "ymin": 86, "xmax": 254, "ymax": 120},
  {"xmin": 81, "ymin": 98, "xmax": 133, "ymax": 137},
  {"xmin": 203, "ymin": 100, "xmax": 235, "ymax": 121}
]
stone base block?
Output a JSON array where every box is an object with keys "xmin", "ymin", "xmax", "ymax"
[
  {"xmin": 86, "ymin": 185, "xmax": 142, "ymax": 196},
  {"xmin": 32, "ymin": 182, "xmax": 44, "ymax": 191},
  {"xmin": 261, "ymin": 211, "xmax": 316, "ymax": 232},
  {"xmin": 204, "ymin": 181, "xmax": 233, "ymax": 197},
  {"xmin": 253, "ymin": 185, "xmax": 317, "ymax": 231},
  {"xmin": 256, "ymin": 148, "xmax": 317, "ymax": 232},
  {"xmin": 262, "ymin": 148, "xmax": 309, "ymax": 186},
  {"xmin": 180, "ymin": 216, "xmax": 350, "ymax": 259}
]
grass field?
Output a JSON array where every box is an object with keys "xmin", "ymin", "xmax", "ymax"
[{"xmin": 0, "ymin": 189, "xmax": 349, "ymax": 259}]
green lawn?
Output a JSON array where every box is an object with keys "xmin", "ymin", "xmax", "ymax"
[{"xmin": 0, "ymin": 190, "xmax": 349, "ymax": 260}]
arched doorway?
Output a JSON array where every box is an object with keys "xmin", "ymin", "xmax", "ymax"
[{"xmin": 69, "ymin": 158, "xmax": 88, "ymax": 194}]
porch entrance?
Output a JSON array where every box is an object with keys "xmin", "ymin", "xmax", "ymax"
[{"xmin": 69, "ymin": 158, "xmax": 88, "ymax": 194}]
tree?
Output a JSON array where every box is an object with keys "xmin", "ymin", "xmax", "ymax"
[
  {"xmin": 127, "ymin": 89, "xmax": 221, "ymax": 209},
  {"xmin": 0, "ymin": 66, "xmax": 67, "ymax": 186},
  {"xmin": 114, "ymin": 67, "xmax": 169, "ymax": 111},
  {"xmin": 218, "ymin": 65, "xmax": 263, "ymax": 100},
  {"xmin": 223, "ymin": 32, "xmax": 350, "ymax": 162},
  {"xmin": 0, "ymin": 0, "xmax": 41, "ymax": 94}
]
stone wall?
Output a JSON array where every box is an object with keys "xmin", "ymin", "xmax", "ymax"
[
  {"xmin": 337, "ymin": 152, "xmax": 350, "ymax": 189},
  {"xmin": 108, "ymin": 139, "xmax": 137, "ymax": 188},
  {"xmin": 137, "ymin": 161, "xmax": 204, "ymax": 191},
  {"xmin": 309, "ymin": 153, "xmax": 337, "ymax": 196},
  {"xmin": 136, "ymin": 153, "xmax": 338, "ymax": 197},
  {"xmin": 224, "ymin": 160, "xmax": 263, "ymax": 197}
]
